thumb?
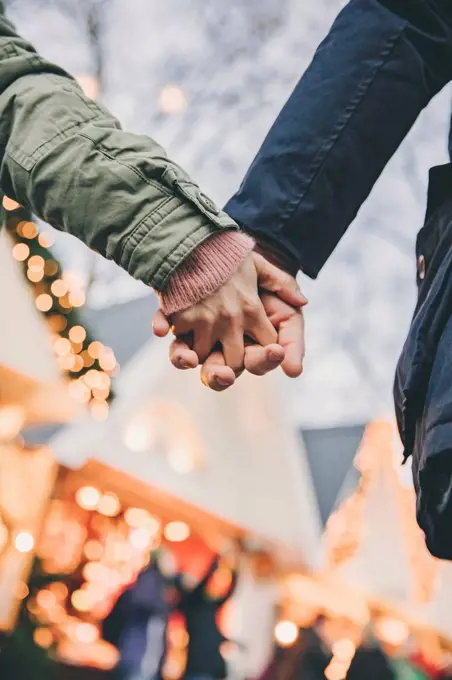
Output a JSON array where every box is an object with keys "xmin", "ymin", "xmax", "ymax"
[
  {"xmin": 152, "ymin": 309, "xmax": 172, "ymax": 337},
  {"xmin": 252, "ymin": 252, "xmax": 307, "ymax": 306}
]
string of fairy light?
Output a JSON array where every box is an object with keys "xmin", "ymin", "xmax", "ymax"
[
  {"xmin": 2, "ymin": 196, "xmax": 117, "ymax": 421},
  {"xmin": 14, "ymin": 478, "xmax": 235, "ymax": 676}
]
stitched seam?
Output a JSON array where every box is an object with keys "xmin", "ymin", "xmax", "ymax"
[
  {"xmin": 11, "ymin": 115, "xmax": 97, "ymax": 165},
  {"xmin": 0, "ymin": 42, "xmax": 18, "ymax": 58},
  {"xmin": 278, "ymin": 28, "xmax": 405, "ymax": 230},
  {"xmin": 42, "ymin": 74, "xmax": 103, "ymax": 115},
  {"xmin": 152, "ymin": 224, "xmax": 217, "ymax": 290},
  {"xmin": 78, "ymin": 134, "xmax": 174, "ymax": 199},
  {"xmin": 118, "ymin": 196, "xmax": 173, "ymax": 262},
  {"xmin": 7, "ymin": 74, "xmax": 99, "ymax": 163}
]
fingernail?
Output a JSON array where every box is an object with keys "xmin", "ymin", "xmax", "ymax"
[
  {"xmin": 268, "ymin": 349, "xmax": 282, "ymax": 362},
  {"xmin": 215, "ymin": 376, "xmax": 231, "ymax": 387},
  {"xmin": 179, "ymin": 360, "xmax": 190, "ymax": 369}
]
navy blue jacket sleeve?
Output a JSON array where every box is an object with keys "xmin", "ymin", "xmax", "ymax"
[{"xmin": 225, "ymin": 0, "xmax": 452, "ymax": 278}]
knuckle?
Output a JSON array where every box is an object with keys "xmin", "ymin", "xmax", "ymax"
[
  {"xmin": 228, "ymin": 309, "xmax": 241, "ymax": 324},
  {"xmin": 282, "ymin": 272, "xmax": 291, "ymax": 286},
  {"xmin": 243, "ymin": 298, "xmax": 261, "ymax": 318},
  {"xmin": 199, "ymin": 309, "xmax": 215, "ymax": 326},
  {"xmin": 221, "ymin": 304, "xmax": 240, "ymax": 324},
  {"xmin": 219, "ymin": 306, "xmax": 232, "ymax": 322}
]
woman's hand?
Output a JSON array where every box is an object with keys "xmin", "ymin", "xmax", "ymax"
[
  {"xmin": 166, "ymin": 253, "xmax": 282, "ymax": 373},
  {"xmin": 153, "ymin": 252, "xmax": 306, "ymax": 389},
  {"xmin": 198, "ymin": 291, "xmax": 306, "ymax": 390}
]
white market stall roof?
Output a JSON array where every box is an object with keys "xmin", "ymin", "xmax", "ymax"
[
  {"xmin": 50, "ymin": 334, "xmax": 324, "ymax": 570},
  {"xmin": 0, "ymin": 229, "xmax": 75, "ymax": 427}
]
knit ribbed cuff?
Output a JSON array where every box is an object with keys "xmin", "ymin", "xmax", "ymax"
[{"xmin": 159, "ymin": 231, "xmax": 255, "ymax": 315}]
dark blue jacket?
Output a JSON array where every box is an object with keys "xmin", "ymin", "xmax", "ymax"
[
  {"xmin": 394, "ymin": 164, "xmax": 452, "ymax": 559},
  {"xmin": 176, "ymin": 557, "xmax": 238, "ymax": 679},
  {"xmin": 103, "ymin": 561, "xmax": 171, "ymax": 679},
  {"xmin": 226, "ymin": 0, "xmax": 452, "ymax": 276},
  {"xmin": 226, "ymin": 0, "xmax": 452, "ymax": 558}
]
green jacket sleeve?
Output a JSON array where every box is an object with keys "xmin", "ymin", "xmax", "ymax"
[{"xmin": 0, "ymin": 2, "xmax": 237, "ymax": 291}]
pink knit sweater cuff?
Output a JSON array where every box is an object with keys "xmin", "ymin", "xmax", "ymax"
[{"xmin": 160, "ymin": 231, "xmax": 254, "ymax": 315}]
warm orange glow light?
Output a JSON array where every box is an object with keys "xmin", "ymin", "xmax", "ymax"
[
  {"xmin": 54, "ymin": 337, "xmax": 72, "ymax": 356},
  {"xmin": 38, "ymin": 231, "xmax": 55, "ymax": 247},
  {"xmin": 129, "ymin": 527, "xmax": 154, "ymax": 551},
  {"xmin": 123, "ymin": 422, "xmax": 151, "ymax": 453},
  {"xmin": 71, "ymin": 355, "xmax": 85, "ymax": 373},
  {"xmin": 58, "ymin": 354, "xmax": 76, "ymax": 371},
  {"xmin": 28, "ymin": 255, "xmax": 45, "ymax": 272},
  {"xmin": 98, "ymin": 493, "xmax": 120, "ymax": 517},
  {"xmin": 325, "ymin": 661, "xmax": 348, "ymax": 680},
  {"xmin": 3, "ymin": 196, "xmax": 19, "ymax": 211},
  {"xmin": 51, "ymin": 279, "xmax": 68, "ymax": 297},
  {"xmin": 83, "ymin": 561, "xmax": 110, "ymax": 583},
  {"xmin": 69, "ymin": 325, "xmax": 87, "ymax": 344},
  {"xmin": 125, "ymin": 507, "xmax": 152, "ymax": 528},
  {"xmin": 168, "ymin": 627, "xmax": 189, "ymax": 648},
  {"xmin": 48, "ymin": 582, "xmax": 69, "ymax": 601},
  {"xmin": 375, "ymin": 617, "xmax": 409, "ymax": 646},
  {"xmin": 36, "ymin": 293, "xmax": 53, "ymax": 312},
  {"xmin": 69, "ymin": 290, "xmax": 86, "ymax": 308},
  {"xmin": 332, "ymin": 639, "xmax": 356, "ymax": 662},
  {"xmin": 87, "ymin": 341, "xmax": 103, "ymax": 359},
  {"xmin": 84, "ymin": 540, "xmax": 104, "ymax": 562},
  {"xmin": 0, "ymin": 405, "xmax": 25, "ymax": 440},
  {"xmin": 33, "ymin": 627, "xmax": 54, "ymax": 649},
  {"xmin": 75, "ymin": 622, "xmax": 99, "ymax": 644},
  {"xmin": 36, "ymin": 589, "xmax": 57, "ymax": 610},
  {"xmin": 90, "ymin": 400, "xmax": 109, "ymax": 421},
  {"xmin": 12, "ymin": 243, "xmax": 30, "ymax": 261},
  {"xmin": 15, "ymin": 531, "xmax": 35, "ymax": 553},
  {"xmin": 83, "ymin": 370, "xmax": 102, "ymax": 389},
  {"xmin": 159, "ymin": 85, "xmax": 187, "ymax": 114},
  {"xmin": 75, "ymin": 486, "xmax": 101, "ymax": 511},
  {"xmin": 48, "ymin": 315, "xmax": 67, "ymax": 333},
  {"xmin": 274, "ymin": 620, "xmax": 298, "ymax": 647},
  {"xmin": 99, "ymin": 349, "xmax": 117, "ymax": 372},
  {"xmin": 27, "ymin": 269, "xmax": 44, "ymax": 283},
  {"xmin": 168, "ymin": 448, "xmax": 196, "ymax": 474},
  {"xmin": 44, "ymin": 259, "xmax": 59, "ymax": 276},
  {"xmin": 68, "ymin": 380, "xmax": 91, "ymax": 404},
  {"xmin": 71, "ymin": 589, "xmax": 93, "ymax": 613},
  {"xmin": 164, "ymin": 521, "xmax": 190, "ymax": 543},
  {"xmin": 21, "ymin": 221, "xmax": 38, "ymax": 239},
  {"xmin": 15, "ymin": 583, "xmax": 29, "ymax": 600},
  {"xmin": 0, "ymin": 521, "xmax": 7, "ymax": 553}
]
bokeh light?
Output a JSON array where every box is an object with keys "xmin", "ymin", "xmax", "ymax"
[
  {"xmin": 98, "ymin": 493, "xmax": 121, "ymax": 517},
  {"xmin": 14, "ymin": 531, "xmax": 35, "ymax": 553},
  {"xmin": 164, "ymin": 521, "xmax": 190, "ymax": 543},
  {"xmin": 75, "ymin": 486, "xmax": 101, "ymax": 511},
  {"xmin": 274, "ymin": 620, "xmax": 298, "ymax": 647}
]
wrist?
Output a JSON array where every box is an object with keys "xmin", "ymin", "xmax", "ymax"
[
  {"xmin": 253, "ymin": 235, "xmax": 299, "ymax": 276},
  {"xmin": 159, "ymin": 231, "xmax": 254, "ymax": 315}
]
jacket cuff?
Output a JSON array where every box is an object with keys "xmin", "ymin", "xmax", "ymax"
[{"xmin": 159, "ymin": 231, "xmax": 254, "ymax": 315}]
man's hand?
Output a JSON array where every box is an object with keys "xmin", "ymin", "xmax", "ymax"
[
  {"xmin": 153, "ymin": 253, "xmax": 306, "ymax": 391},
  {"xmin": 174, "ymin": 293, "xmax": 304, "ymax": 391}
]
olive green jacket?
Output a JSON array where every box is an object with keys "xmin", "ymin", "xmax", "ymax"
[{"xmin": 0, "ymin": 2, "xmax": 237, "ymax": 291}]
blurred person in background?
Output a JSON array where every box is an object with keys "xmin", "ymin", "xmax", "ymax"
[
  {"xmin": 102, "ymin": 541, "xmax": 240, "ymax": 680},
  {"xmin": 174, "ymin": 543, "xmax": 239, "ymax": 680},
  {"xmin": 103, "ymin": 549, "xmax": 177, "ymax": 680},
  {"xmin": 258, "ymin": 617, "xmax": 399, "ymax": 680}
]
